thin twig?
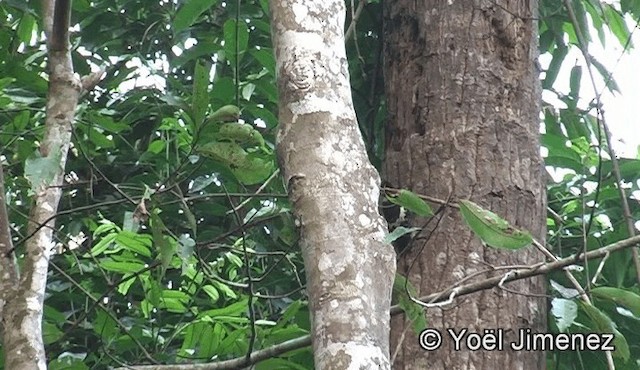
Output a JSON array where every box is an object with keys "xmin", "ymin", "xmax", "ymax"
[
  {"xmin": 345, "ymin": 0, "xmax": 366, "ymax": 41},
  {"xmin": 116, "ymin": 234, "xmax": 640, "ymax": 370},
  {"xmin": 563, "ymin": 0, "xmax": 640, "ymax": 289},
  {"xmin": 227, "ymin": 169, "xmax": 280, "ymax": 214}
]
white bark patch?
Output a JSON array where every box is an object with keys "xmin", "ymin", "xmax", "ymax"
[
  {"xmin": 26, "ymin": 296, "xmax": 41, "ymax": 311},
  {"xmin": 289, "ymin": 95, "xmax": 350, "ymax": 120},
  {"xmin": 318, "ymin": 252, "xmax": 335, "ymax": 272},
  {"xmin": 355, "ymin": 275, "xmax": 365, "ymax": 289},
  {"xmin": 436, "ymin": 251, "xmax": 447, "ymax": 267},
  {"xmin": 41, "ymin": 202, "xmax": 55, "ymax": 213},
  {"xmin": 291, "ymin": 2, "xmax": 308, "ymax": 24},
  {"xmin": 528, "ymin": 300, "xmax": 540, "ymax": 317},
  {"xmin": 340, "ymin": 195, "xmax": 356, "ymax": 216},
  {"xmin": 452, "ymin": 264, "xmax": 465, "ymax": 280},
  {"xmin": 468, "ymin": 251, "xmax": 480, "ymax": 262},
  {"xmin": 368, "ymin": 177, "xmax": 379, "ymax": 204},
  {"xmin": 358, "ymin": 214, "xmax": 371, "ymax": 228},
  {"xmin": 328, "ymin": 57, "xmax": 341, "ymax": 75},
  {"xmin": 318, "ymin": 139, "xmax": 344, "ymax": 167},
  {"xmin": 318, "ymin": 250, "xmax": 352, "ymax": 276},
  {"xmin": 280, "ymin": 31, "xmax": 325, "ymax": 56}
]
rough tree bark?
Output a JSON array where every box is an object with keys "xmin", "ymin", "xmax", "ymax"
[
  {"xmin": 1, "ymin": 1, "xmax": 100, "ymax": 368},
  {"xmin": 383, "ymin": 1, "xmax": 546, "ymax": 369},
  {"xmin": 269, "ymin": 1, "xmax": 396, "ymax": 368}
]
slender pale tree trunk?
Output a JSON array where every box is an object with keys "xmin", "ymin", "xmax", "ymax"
[
  {"xmin": 1, "ymin": 1, "xmax": 100, "ymax": 368},
  {"xmin": 269, "ymin": 1, "xmax": 396, "ymax": 368},
  {"xmin": 383, "ymin": 1, "xmax": 546, "ymax": 369}
]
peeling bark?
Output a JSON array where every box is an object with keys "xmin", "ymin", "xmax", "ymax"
[{"xmin": 269, "ymin": 1, "xmax": 396, "ymax": 368}]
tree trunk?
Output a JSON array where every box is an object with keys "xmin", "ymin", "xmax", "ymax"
[
  {"xmin": 383, "ymin": 1, "xmax": 546, "ymax": 369},
  {"xmin": 1, "ymin": 1, "xmax": 97, "ymax": 368},
  {"xmin": 269, "ymin": 1, "xmax": 396, "ymax": 369}
]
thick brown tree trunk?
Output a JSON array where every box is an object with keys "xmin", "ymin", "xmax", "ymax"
[{"xmin": 383, "ymin": 1, "xmax": 546, "ymax": 369}]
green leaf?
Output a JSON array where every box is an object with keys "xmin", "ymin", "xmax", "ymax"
[
  {"xmin": 551, "ymin": 298, "xmax": 578, "ymax": 332},
  {"xmin": 192, "ymin": 60, "xmax": 210, "ymax": 127},
  {"xmin": 542, "ymin": 44, "xmax": 568, "ymax": 89},
  {"xmin": 24, "ymin": 148, "xmax": 61, "ymax": 193},
  {"xmin": 242, "ymin": 83, "xmax": 256, "ymax": 101},
  {"xmin": 213, "ymin": 280, "xmax": 238, "ymax": 299},
  {"xmin": 178, "ymin": 234, "xmax": 195, "ymax": 273},
  {"xmin": 568, "ymin": 65, "xmax": 582, "ymax": 99},
  {"xmin": 151, "ymin": 210, "xmax": 175, "ymax": 276},
  {"xmin": 42, "ymin": 321, "xmax": 64, "ymax": 345},
  {"xmin": 188, "ymin": 175, "xmax": 218, "ymax": 193},
  {"xmin": 17, "ymin": 13, "xmax": 36, "ymax": 43},
  {"xmin": 206, "ymin": 105, "xmax": 240, "ymax": 124},
  {"xmin": 93, "ymin": 310, "xmax": 119, "ymax": 341},
  {"xmin": 579, "ymin": 302, "xmax": 630, "ymax": 361},
  {"xmin": 591, "ymin": 287, "xmax": 640, "ymax": 317},
  {"xmin": 211, "ymin": 77, "xmax": 237, "ymax": 104},
  {"xmin": 157, "ymin": 297, "xmax": 187, "ymax": 313},
  {"xmin": 386, "ymin": 189, "xmax": 433, "ymax": 217},
  {"xmin": 202, "ymin": 285, "xmax": 220, "ymax": 302},
  {"xmin": 93, "ymin": 219, "xmax": 119, "ymax": 237},
  {"xmin": 458, "ymin": 200, "xmax": 533, "ymax": 250},
  {"xmin": 100, "ymin": 260, "xmax": 146, "ymax": 273},
  {"xmin": 13, "ymin": 109, "xmax": 30, "ymax": 131},
  {"xmin": 621, "ymin": 0, "xmax": 640, "ymax": 19},
  {"xmin": 569, "ymin": 0, "xmax": 590, "ymax": 44},
  {"xmin": 392, "ymin": 274, "xmax": 427, "ymax": 334},
  {"xmin": 88, "ymin": 127, "xmax": 115, "ymax": 148},
  {"xmin": 217, "ymin": 122, "xmax": 265, "ymax": 147},
  {"xmin": 147, "ymin": 140, "xmax": 165, "ymax": 154},
  {"xmin": 198, "ymin": 141, "xmax": 274, "ymax": 185},
  {"xmin": 115, "ymin": 231, "xmax": 152, "ymax": 257},
  {"xmin": 590, "ymin": 57, "xmax": 620, "ymax": 93},
  {"xmin": 384, "ymin": 226, "xmax": 421, "ymax": 244},
  {"xmin": 223, "ymin": 19, "xmax": 249, "ymax": 66},
  {"xmin": 173, "ymin": 0, "xmax": 219, "ymax": 33},
  {"xmin": 48, "ymin": 354, "xmax": 89, "ymax": 370},
  {"xmin": 89, "ymin": 232, "xmax": 117, "ymax": 256},
  {"xmin": 250, "ymin": 48, "xmax": 276, "ymax": 75},
  {"xmin": 200, "ymin": 299, "xmax": 248, "ymax": 318},
  {"xmin": 603, "ymin": 4, "xmax": 630, "ymax": 47},
  {"xmin": 257, "ymin": 358, "xmax": 309, "ymax": 370}
]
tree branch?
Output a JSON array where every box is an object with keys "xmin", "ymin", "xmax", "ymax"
[
  {"xmin": 49, "ymin": 0, "xmax": 71, "ymax": 52},
  {"xmin": 0, "ymin": 163, "xmax": 18, "ymax": 338},
  {"xmin": 117, "ymin": 234, "xmax": 640, "ymax": 370}
]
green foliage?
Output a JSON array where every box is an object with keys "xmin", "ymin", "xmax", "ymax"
[
  {"xmin": 1, "ymin": 0, "xmax": 306, "ymax": 368},
  {"xmin": 539, "ymin": 1, "xmax": 640, "ymax": 368},
  {"xmin": 459, "ymin": 200, "xmax": 533, "ymax": 250},
  {"xmin": 392, "ymin": 274, "xmax": 428, "ymax": 334},
  {"xmin": 2, "ymin": 0, "xmax": 640, "ymax": 368},
  {"xmin": 384, "ymin": 226, "xmax": 421, "ymax": 245},
  {"xmin": 24, "ymin": 147, "xmax": 61, "ymax": 192},
  {"xmin": 386, "ymin": 189, "xmax": 433, "ymax": 217},
  {"xmin": 173, "ymin": 0, "xmax": 219, "ymax": 33}
]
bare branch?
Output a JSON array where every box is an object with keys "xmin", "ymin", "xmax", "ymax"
[{"xmin": 118, "ymin": 234, "xmax": 640, "ymax": 370}]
